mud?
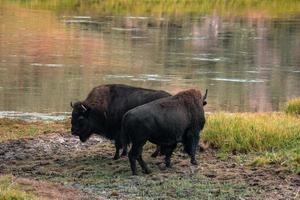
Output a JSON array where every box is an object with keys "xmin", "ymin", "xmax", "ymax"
[
  {"xmin": 1, "ymin": 175, "xmax": 100, "ymax": 200},
  {"xmin": 0, "ymin": 133, "xmax": 299, "ymax": 199}
]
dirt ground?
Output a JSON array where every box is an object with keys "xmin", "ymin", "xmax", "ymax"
[{"xmin": 0, "ymin": 133, "xmax": 299, "ymax": 200}]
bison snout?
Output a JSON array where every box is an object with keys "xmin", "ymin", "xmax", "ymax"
[{"xmin": 71, "ymin": 129, "xmax": 78, "ymax": 136}]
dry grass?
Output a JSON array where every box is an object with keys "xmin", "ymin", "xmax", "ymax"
[
  {"xmin": 0, "ymin": 175, "xmax": 37, "ymax": 200},
  {"xmin": 0, "ymin": 118, "xmax": 69, "ymax": 142},
  {"xmin": 7, "ymin": 0, "xmax": 300, "ymax": 18}
]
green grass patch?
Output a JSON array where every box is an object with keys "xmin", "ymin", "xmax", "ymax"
[
  {"xmin": 0, "ymin": 175, "xmax": 37, "ymax": 200},
  {"xmin": 0, "ymin": 118, "xmax": 69, "ymax": 142},
  {"xmin": 202, "ymin": 112, "xmax": 300, "ymax": 172},
  {"xmin": 5, "ymin": 0, "xmax": 300, "ymax": 18},
  {"xmin": 285, "ymin": 98, "xmax": 300, "ymax": 116},
  {"xmin": 133, "ymin": 175, "xmax": 255, "ymax": 200}
]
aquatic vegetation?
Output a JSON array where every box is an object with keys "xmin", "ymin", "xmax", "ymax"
[
  {"xmin": 285, "ymin": 98, "xmax": 300, "ymax": 116},
  {"xmin": 6, "ymin": 0, "xmax": 300, "ymax": 18}
]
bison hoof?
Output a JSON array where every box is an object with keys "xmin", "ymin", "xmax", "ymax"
[
  {"xmin": 165, "ymin": 163, "xmax": 172, "ymax": 168},
  {"xmin": 151, "ymin": 152, "xmax": 159, "ymax": 158},
  {"xmin": 132, "ymin": 171, "xmax": 138, "ymax": 176},
  {"xmin": 143, "ymin": 169, "xmax": 151, "ymax": 174},
  {"xmin": 113, "ymin": 155, "xmax": 120, "ymax": 160},
  {"xmin": 121, "ymin": 151, "xmax": 127, "ymax": 157},
  {"xmin": 191, "ymin": 160, "xmax": 198, "ymax": 165}
]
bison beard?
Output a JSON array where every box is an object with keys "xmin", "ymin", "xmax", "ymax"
[
  {"xmin": 70, "ymin": 84, "xmax": 171, "ymax": 160},
  {"xmin": 122, "ymin": 89, "xmax": 207, "ymax": 175}
]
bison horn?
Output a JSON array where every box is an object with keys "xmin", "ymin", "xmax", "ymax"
[
  {"xmin": 70, "ymin": 102, "xmax": 74, "ymax": 108},
  {"xmin": 203, "ymin": 89, "xmax": 208, "ymax": 101},
  {"xmin": 81, "ymin": 104, "xmax": 87, "ymax": 112}
]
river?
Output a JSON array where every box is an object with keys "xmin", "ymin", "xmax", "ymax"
[{"xmin": 0, "ymin": 1, "xmax": 299, "ymax": 120}]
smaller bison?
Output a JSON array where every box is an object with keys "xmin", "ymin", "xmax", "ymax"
[
  {"xmin": 122, "ymin": 89, "xmax": 207, "ymax": 175},
  {"xmin": 70, "ymin": 84, "xmax": 171, "ymax": 159}
]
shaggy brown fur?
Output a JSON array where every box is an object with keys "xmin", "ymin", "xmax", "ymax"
[
  {"xmin": 160, "ymin": 89, "xmax": 205, "ymax": 131},
  {"xmin": 83, "ymin": 85, "xmax": 110, "ymax": 112}
]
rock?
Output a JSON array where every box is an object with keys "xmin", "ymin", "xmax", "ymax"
[
  {"xmin": 204, "ymin": 172, "xmax": 217, "ymax": 178},
  {"xmin": 151, "ymin": 175, "xmax": 163, "ymax": 182},
  {"xmin": 110, "ymin": 191, "xmax": 119, "ymax": 197},
  {"xmin": 228, "ymin": 163, "xmax": 236, "ymax": 168}
]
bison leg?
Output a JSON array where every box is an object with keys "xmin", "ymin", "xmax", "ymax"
[
  {"xmin": 191, "ymin": 136, "xmax": 200, "ymax": 165},
  {"xmin": 163, "ymin": 144, "xmax": 177, "ymax": 168},
  {"xmin": 114, "ymin": 136, "xmax": 126, "ymax": 160},
  {"xmin": 121, "ymin": 146, "xmax": 127, "ymax": 157},
  {"xmin": 190, "ymin": 152, "xmax": 198, "ymax": 165},
  {"xmin": 183, "ymin": 132, "xmax": 199, "ymax": 165},
  {"xmin": 151, "ymin": 145, "xmax": 161, "ymax": 158},
  {"xmin": 128, "ymin": 144, "xmax": 144, "ymax": 175},
  {"xmin": 128, "ymin": 151, "xmax": 137, "ymax": 175},
  {"xmin": 137, "ymin": 155, "xmax": 151, "ymax": 174},
  {"xmin": 113, "ymin": 143, "xmax": 121, "ymax": 160}
]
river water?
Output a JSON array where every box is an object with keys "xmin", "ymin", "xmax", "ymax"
[{"xmin": 0, "ymin": 2, "xmax": 299, "ymax": 120}]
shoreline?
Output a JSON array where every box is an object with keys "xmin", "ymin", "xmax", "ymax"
[{"xmin": 1, "ymin": 111, "xmax": 299, "ymax": 173}]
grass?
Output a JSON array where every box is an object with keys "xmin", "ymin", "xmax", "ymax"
[
  {"xmin": 202, "ymin": 112, "xmax": 300, "ymax": 173},
  {"xmin": 0, "ymin": 118, "xmax": 69, "ymax": 142},
  {"xmin": 5, "ymin": 0, "xmax": 300, "ymax": 18},
  {"xmin": 0, "ymin": 175, "xmax": 37, "ymax": 200},
  {"xmin": 132, "ymin": 175, "xmax": 255, "ymax": 199},
  {"xmin": 285, "ymin": 98, "xmax": 300, "ymax": 116}
]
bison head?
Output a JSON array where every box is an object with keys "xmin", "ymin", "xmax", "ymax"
[{"xmin": 70, "ymin": 101, "xmax": 93, "ymax": 142}]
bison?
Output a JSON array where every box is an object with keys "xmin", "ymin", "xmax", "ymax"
[
  {"xmin": 121, "ymin": 89, "xmax": 207, "ymax": 175},
  {"xmin": 70, "ymin": 84, "xmax": 171, "ymax": 159}
]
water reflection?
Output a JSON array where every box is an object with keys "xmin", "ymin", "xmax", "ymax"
[{"xmin": 0, "ymin": 3, "xmax": 299, "ymax": 115}]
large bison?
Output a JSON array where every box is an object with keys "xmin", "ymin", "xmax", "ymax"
[
  {"xmin": 121, "ymin": 89, "xmax": 207, "ymax": 175},
  {"xmin": 70, "ymin": 84, "xmax": 171, "ymax": 159}
]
